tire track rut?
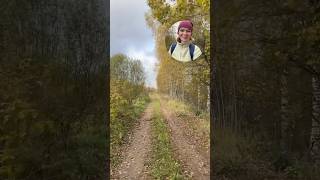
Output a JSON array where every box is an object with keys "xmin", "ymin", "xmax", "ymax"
[
  {"xmin": 160, "ymin": 100, "xmax": 210, "ymax": 180},
  {"xmin": 111, "ymin": 104, "xmax": 153, "ymax": 180}
]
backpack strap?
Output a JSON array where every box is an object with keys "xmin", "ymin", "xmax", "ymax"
[
  {"xmin": 171, "ymin": 43, "xmax": 195, "ymax": 61},
  {"xmin": 170, "ymin": 43, "xmax": 177, "ymax": 55},
  {"xmin": 189, "ymin": 43, "xmax": 195, "ymax": 60}
]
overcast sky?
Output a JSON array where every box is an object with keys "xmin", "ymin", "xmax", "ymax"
[{"xmin": 110, "ymin": 0, "xmax": 157, "ymax": 88}]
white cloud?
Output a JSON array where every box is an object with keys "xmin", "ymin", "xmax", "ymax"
[
  {"xmin": 111, "ymin": 0, "xmax": 157, "ymax": 88},
  {"xmin": 110, "ymin": 0, "xmax": 153, "ymax": 56}
]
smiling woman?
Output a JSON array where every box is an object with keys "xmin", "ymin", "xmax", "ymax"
[{"xmin": 167, "ymin": 20, "xmax": 202, "ymax": 62}]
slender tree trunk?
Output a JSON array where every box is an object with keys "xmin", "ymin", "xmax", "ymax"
[
  {"xmin": 207, "ymin": 85, "xmax": 210, "ymax": 112},
  {"xmin": 280, "ymin": 68, "xmax": 290, "ymax": 154},
  {"xmin": 219, "ymin": 73, "xmax": 225, "ymax": 129},
  {"xmin": 233, "ymin": 66, "xmax": 237, "ymax": 132},
  {"xmin": 310, "ymin": 76, "xmax": 320, "ymax": 163}
]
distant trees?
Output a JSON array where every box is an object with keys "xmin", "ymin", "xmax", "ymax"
[{"xmin": 110, "ymin": 54, "xmax": 146, "ymax": 103}]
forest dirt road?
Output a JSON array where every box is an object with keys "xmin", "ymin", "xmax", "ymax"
[
  {"xmin": 111, "ymin": 104, "xmax": 153, "ymax": 180},
  {"xmin": 111, "ymin": 95, "xmax": 209, "ymax": 179},
  {"xmin": 160, "ymin": 100, "xmax": 210, "ymax": 180}
]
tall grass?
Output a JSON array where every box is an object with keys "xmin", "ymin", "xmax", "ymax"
[
  {"xmin": 165, "ymin": 97, "xmax": 210, "ymax": 149},
  {"xmin": 212, "ymin": 128, "xmax": 279, "ymax": 179},
  {"xmin": 213, "ymin": 128, "xmax": 320, "ymax": 179}
]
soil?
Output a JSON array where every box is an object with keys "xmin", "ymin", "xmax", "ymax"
[
  {"xmin": 111, "ymin": 96, "xmax": 210, "ymax": 180},
  {"xmin": 111, "ymin": 104, "xmax": 153, "ymax": 180},
  {"xmin": 160, "ymin": 100, "xmax": 210, "ymax": 180}
]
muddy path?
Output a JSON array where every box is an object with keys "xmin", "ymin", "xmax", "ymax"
[
  {"xmin": 160, "ymin": 100, "xmax": 210, "ymax": 180},
  {"xmin": 111, "ymin": 104, "xmax": 153, "ymax": 180}
]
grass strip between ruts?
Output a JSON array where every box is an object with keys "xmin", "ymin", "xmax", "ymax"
[{"xmin": 149, "ymin": 95, "xmax": 184, "ymax": 179}]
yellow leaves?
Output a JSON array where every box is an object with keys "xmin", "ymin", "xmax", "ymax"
[
  {"xmin": 147, "ymin": 0, "xmax": 172, "ymax": 24},
  {"xmin": 147, "ymin": 0, "xmax": 210, "ymax": 109},
  {"xmin": 110, "ymin": 92, "xmax": 124, "ymax": 121},
  {"xmin": 110, "ymin": 80, "xmax": 126, "ymax": 119},
  {"xmin": 195, "ymin": 0, "xmax": 210, "ymax": 12}
]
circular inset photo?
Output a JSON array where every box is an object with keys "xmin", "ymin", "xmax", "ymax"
[{"xmin": 166, "ymin": 20, "xmax": 204, "ymax": 62}]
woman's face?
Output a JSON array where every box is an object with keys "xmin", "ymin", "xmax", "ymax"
[{"xmin": 178, "ymin": 27, "xmax": 192, "ymax": 43}]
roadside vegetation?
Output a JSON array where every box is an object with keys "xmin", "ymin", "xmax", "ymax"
[
  {"xmin": 149, "ymin": 94, "xmax": 184, "ymax": 179},
  {"xmin": 163, "ymin": 96, "xmax": 210, "ymax": 150},
  {"xmin": 110, "ymin": 54, "xmax": 149, "ymax": 167}
]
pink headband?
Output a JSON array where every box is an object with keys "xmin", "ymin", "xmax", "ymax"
[{"xmin": 177, "ymin": 20, "xmax": 193, "ymax": 33}]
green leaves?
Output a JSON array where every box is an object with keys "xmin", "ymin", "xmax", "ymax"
[{"xmin": 110, "ymin": 54, "xmax": 149, "ymax": 167}]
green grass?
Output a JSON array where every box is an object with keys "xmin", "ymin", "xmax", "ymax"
[{"xmin": 149, "ymin": 94, "xmax": 184, "ymax": 179}]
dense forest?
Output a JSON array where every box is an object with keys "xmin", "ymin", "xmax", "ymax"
[
  {"xmin": 146, "ymin": 0, "xmax": 210, "ymax": 113},
  {"xmin": 2, "ymin": 0, "xmax": 320, "ymax": 179},
  {"xmin": 211, "ymin": 0, "xmax": 320, "ymax": 179},
  {"xmin": 0, "ymin": 0, "xmax": 108, "ymax": 179}
]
